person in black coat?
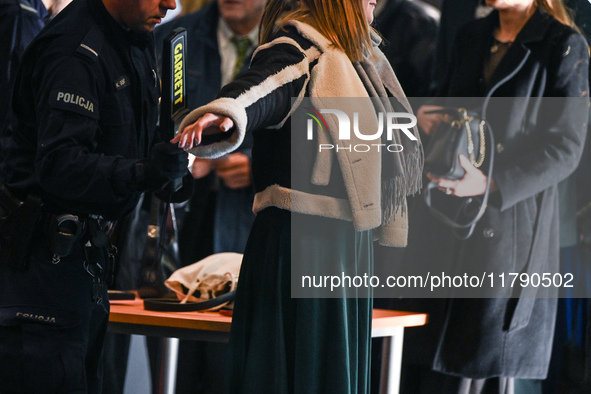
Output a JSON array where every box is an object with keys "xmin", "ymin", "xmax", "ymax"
[
  {"xmin": 150, "ymin": 2, "xmax": 262, "ymax": 393},
  {"xmin": 0, "ymin": 0, "xmax": 71, "ymax": 138},
  {"xmin": 154, "ymin": 0, "xmax": 259, "ymax": 269},
  {"xmin": 0, "ymin": 0, "xmax": 47, "ymax": 134},
  {"xmin": 405, "ymin": 0, "xmax": 589, "ymax": 392},
  {"xmin": 373, "ymin": 0, "xmax": 440, "ymax": 97},
  {"xmin": 543, "ymin": 1, "xmax": 591, "ymax": 392}
]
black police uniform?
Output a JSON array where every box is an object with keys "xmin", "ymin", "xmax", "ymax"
[{"xmin": 0, "ymin": 0, "xmax": 183, "ymax": 392}]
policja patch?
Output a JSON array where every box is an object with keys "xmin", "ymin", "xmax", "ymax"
[
  {"xmin": 0, "ymin": 305, "xmax": 80, "ymax": 327},
  {"xmin": 49, "ymin": 88, "xmax": 99, "ymax": 119}
]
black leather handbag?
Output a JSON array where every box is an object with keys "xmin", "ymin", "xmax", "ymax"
[
  {"xmin": 424, "ymin": 108, "xmax": 488, "ymax": 179},
  {"xmin": 422, "ymin": 108, "xmax": 495, "ymax": 239}
]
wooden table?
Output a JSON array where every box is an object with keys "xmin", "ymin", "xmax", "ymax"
[{"xmin": 109, "ymin": 299, "xmax": 427, "ymax": 394}]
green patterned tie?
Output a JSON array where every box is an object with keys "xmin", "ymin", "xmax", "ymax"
[{"xmin": 230, "ymin": 36, "xmax": 252, "ymax": 78}]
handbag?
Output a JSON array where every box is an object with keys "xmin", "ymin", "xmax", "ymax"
[
  {"xmin": 137, "ymin": 195, "xmax": 180, "ymax": 299},
  {"xmin": 422, "ymin": 107, "xmax": 495, "ymax": 239},
  {"xmin": 144, "ymin": 252, "xmax": 242, "ymax": 312},
  {"xmin": 424, "ymin": 107, "xmax": 488, "ymax": 179}
]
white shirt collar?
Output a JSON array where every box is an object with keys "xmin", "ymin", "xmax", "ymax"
[
  {"xmin": 217, "ymin": 17, "xmax": 259, "ymax": 87},
  {"xmin": 217, "ymin": 17, "xmax": 260, "ymax": 46}
]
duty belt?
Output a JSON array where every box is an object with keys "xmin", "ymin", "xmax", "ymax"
[
  {"xmin": 49, "ymin": 213, "xmax": 116, "ymax": 305},
  {"xmin": 0, "ymin": 183, "xmax": 116, "ymax": 290},
  {"xmin": 47, "ymin": 213, "xmax": 113, "ymax": 264}
]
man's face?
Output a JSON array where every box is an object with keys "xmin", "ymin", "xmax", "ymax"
[
  {"xmin": 119, "ymin": 0, "xmax": 177, "ymax": 33},
  {"xmin": 217, "ymin": 0, "xmax": 266, "ymax": 28}
]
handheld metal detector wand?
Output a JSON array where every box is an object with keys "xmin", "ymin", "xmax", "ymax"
[{"xmin": 161, "ymin": 27, "xmax": 189, "ymax": 193}]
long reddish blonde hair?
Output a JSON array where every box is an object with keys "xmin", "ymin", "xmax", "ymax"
[
  {"xmin": 536, "ymin": 0, "xmax": 576, "ymax": 27},
  {"xmin": 260, "ymin": 0, "xmax": 372, "ymax": 62}
]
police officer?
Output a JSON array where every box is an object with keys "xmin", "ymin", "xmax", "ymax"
[{"xmin": 0, "ymin": 0, "xmax": 189, "ymax": 391}]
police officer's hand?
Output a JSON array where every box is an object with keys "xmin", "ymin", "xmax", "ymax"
[{"xmin": 133, "ymin": 142, "xmax": 189, "ymax": 191}]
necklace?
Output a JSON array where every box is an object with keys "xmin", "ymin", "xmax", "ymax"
[{"xmin": 490, "ymin": 38, "xmax": 513, "ymax": 54}]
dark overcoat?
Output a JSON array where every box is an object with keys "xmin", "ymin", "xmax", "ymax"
[
  {"xmin": 154, "ymin": 2, "xmax": 255, "ymax": 259},
  {"xmin": 405, "ymin": 9, "xmax": 589, "ymax": 379},
  {"xmin": 374, "ymin": 0, "xmax": 440, "ymax": 97}
]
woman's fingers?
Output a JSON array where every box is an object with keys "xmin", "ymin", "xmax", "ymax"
[
  {"xmin": 428, "ymin": 155, "xmax": 488, "ymax": 197},
  {"xmin": 182, "ymin": 122, "xmax": 201, "ymax": 148},
  {"xmin": 219, "ymin": 117, "xmax": 234, "ymax": 132},
  {"xmin": 200, "ymin": 113, "xmax": 234, "ymax": 134},
  {"xmin": 458, "ymin": 154, "xmax": 477, "ymax": 174},
  {"xmin": 172, "ymin": 113, "xmax": 234, "ymax": 149},
  {"xmin": 171, "ymin": 120, "xmax": 202, "ymax": 148}
]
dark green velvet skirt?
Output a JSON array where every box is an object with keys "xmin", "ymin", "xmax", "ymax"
[{"xmin": 226, "ymin": 207, "xmax": 373, "ymax": 394}]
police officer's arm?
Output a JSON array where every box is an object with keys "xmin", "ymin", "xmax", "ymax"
[{"xmin": 32, "ymin": 46, "xmax": 186, "ymax": 216}]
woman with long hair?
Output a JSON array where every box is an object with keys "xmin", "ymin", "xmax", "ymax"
[
  {"xmin": 173, "ymin": 0, "xmax": 423, "ymax": 392},
  {"xmin": 409, "ymin": 0, "xmax": 589, "ymax": 392}
]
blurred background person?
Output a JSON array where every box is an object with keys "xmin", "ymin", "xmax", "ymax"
[
  {"xmin": 154, "ymin": 1, "xmax": 263, "ymax": 392},
  {"xmin": 373, "ymin": 0, "xmax": 440, "ymax": 97},
  {"xmin": 542, "ymin": 2, "xmax": 591, "ymax": 393},
  {"xmin": 0, "ymin": 0, "xmax": 72, "ymax": 145},
  {"xmin": 369, "ymin": 0, "xmax": 439, "ymax": 391},
  {"xmin": 156, "ymin": 0, "xmax": 262, "ymax": 269},
  {"xmin": 404, "ymin": 0, "xmax": 589, "ymax": 393},
  {"xmin": 431, "ymin": 0, "xmax": 481, "ymax": 90},
  {"xmin": 178, "ymin": 0, "xmax": 211, "ymax": 16}
]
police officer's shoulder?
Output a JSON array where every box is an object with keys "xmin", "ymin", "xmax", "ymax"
[
  {"xmin": 0, "ymin": 0, "xmax": 37, "ymax": 17},
  {"xmin": 75, "ymin": 25, "xmax": 105, "ymax": 64},
  {"xmin": 17, "ymin": 0, "xmax": 41, "ymax": 16},
  {"xmin": 39, "ymin": 26, "xmax": 105, "ymax": 65}
]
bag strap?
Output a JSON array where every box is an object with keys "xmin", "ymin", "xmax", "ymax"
[
  {"xmin": 422, "ymin": 120, "xmax": 495, "ymax": 240},
  {"xmin": 143, "ymin": 290, "xmax": 237, "ymax": 312}
]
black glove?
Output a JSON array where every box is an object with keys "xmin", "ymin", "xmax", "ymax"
[
  {"xmin": 132, "ymin": 142, "xmax": 189, "ymax": 191},
  {"xmin": 155, "ymin": 172, "xmax": 195, "ymax": 203}
]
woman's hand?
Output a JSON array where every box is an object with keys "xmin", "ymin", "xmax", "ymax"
[
  {"xmin": 189, "ymin": 156, "xmax": 214, "ymax": 179},
  {"xmin": 172, "ymin": 113, "xmax": 234, "ymax": 149},
  {"xmin": 417, "ymin": 105, "xmax": 445, "ymax": 135},
  {"xmin": 427, "ymin": 155, "xmax": 496, "ymax": 197}
]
